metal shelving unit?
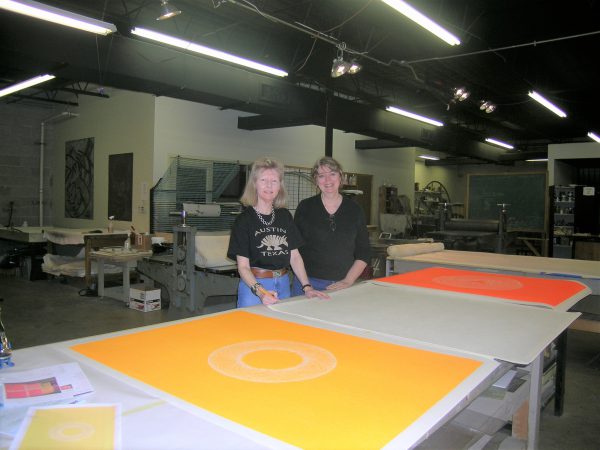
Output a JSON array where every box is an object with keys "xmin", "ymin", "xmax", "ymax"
[{"xmin": 550, "ymin": 186, "xmax": 575, "ymax": 258}]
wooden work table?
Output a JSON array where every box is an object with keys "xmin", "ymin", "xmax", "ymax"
[
  {"xmin": 84, "ymin": 233, "xmax": 129, "ymax": 287},
  {"xmin": 89, "ymin": 247, "xmax": 152, "ymax": 302}
]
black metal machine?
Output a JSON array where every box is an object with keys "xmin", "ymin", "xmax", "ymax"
[{"xmin": 428, "ymin": 202, "xmax": 511, "ymax": 253}]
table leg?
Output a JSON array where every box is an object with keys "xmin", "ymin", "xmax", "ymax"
[
  {"xmin": 122, "ymin": 262, "xmax": 132, "ymax": 303},
  {"xmin": 554, "ymin": 331, "xmax": 567, "ymax": 416},
  {"xmin": 97, "ymin": 259, "xmax": 105, "ymax": 298},
  {"xmin": 385, "ymin": 258, "xmax": 392, "ymax": 276},
  {"xmin": 527, "ymin": 352, "xmax": 543, "ymax": 450},
  {"xmin": 85, "ymin": 239, "xmax": 92, "ymax": 288}
]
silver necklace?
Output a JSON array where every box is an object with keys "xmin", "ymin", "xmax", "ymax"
[{"xmin": 253, "ymin": 206, "xmax": 275, "ymax": 226}]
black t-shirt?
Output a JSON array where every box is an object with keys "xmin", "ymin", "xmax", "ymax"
[
  {"xmin": 295, "ymin": 195, "xmax": 371, "ymax": 280},
  {"xmin": 227, "ymin": 206, "xmax": 304, "ymax": 270}
]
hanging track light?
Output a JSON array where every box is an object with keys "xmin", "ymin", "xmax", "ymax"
[
  {"xmin": 479, "ymin": 100, "xmax": 496, "ymax": 114},
  {"xmin": 331, "ymin": 57, "xmax": 350, "ymax": 78},
  {"xmin": 331, "ymin": 43, "xmax": 361, "ymax": 78},
  {"xmin": 157, "ymin": 0, "xmax": 181, "ymax": 21},
  {"xmin": 348, "ymin": 60, "xmax": 362, "ymax": 75},
  {"xmin": 453, "ymin": 87, "xmax": 470, "ymax": 102}
]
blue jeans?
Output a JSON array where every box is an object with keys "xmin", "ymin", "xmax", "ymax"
[
  {"xmin": 237, "ymin": 273, "xmax": 291, "ymax": 308},
  {"xmin": 291, "ymin": 276, "xmax": 335, "ymax": 297}
]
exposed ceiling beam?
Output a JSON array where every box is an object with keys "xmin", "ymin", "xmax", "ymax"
[
  {"xmin": 8, "ymin": 94, "xmax": 78, "ymax": 106},
  {"xmin": 422, "ymin": 157, "xmax": 488, "ymax": 167},
  {"xmin": 498, "ymin": 150, "xmax": 548, "ymax": 162},
  {"xmin": 354, "ymin": 139, "xmax": 424, "ymax": 150},
  {"xmin": 238, "ymin": 115, "xmax": 321, "ymax": 130},
  {"xmin": 0, "ymin": 13, "xmax": 543, "ymax": 164}
]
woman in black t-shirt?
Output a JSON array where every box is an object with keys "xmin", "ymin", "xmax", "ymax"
[{"xmin": 227, "ymin": 157, "xmax": 329, "ymax": 307}]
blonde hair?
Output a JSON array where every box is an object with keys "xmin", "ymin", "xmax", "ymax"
[
  {"xmin": 240, "ymin": 157, "xmax": 287, "ymax": 208},
  {"xmin": 311, "ymin": 156, "xmax": 344, "ymax": 190}
]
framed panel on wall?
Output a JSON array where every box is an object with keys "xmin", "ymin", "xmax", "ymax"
[
  {"xmin": 108, "ymin": 153, "xmax": 133, "ymax": 221},
  {"xmin": 65, "ymin": 137, "xmax": 94, "ymax": 219}
]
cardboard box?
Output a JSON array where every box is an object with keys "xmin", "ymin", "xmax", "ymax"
[
  {"xmin": 133, "ymin": 233, "xmax": 153, "ymax": 251},
  {"xmin": 129, "ymin": 298, "xmax": 161, "ymax": 312},
  {"xmin": 129, "ymin": 286, "xmax": 161, "ymax": 312}
]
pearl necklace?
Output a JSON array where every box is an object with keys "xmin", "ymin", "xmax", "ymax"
[{"xmin": 253, "ymin": 206, "xmax": 275, "ymax": 226}]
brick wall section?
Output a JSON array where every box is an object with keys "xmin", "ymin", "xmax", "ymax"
[{"xmin": 0, "ymin": 104, "xmax": 57, "ymax": 228}]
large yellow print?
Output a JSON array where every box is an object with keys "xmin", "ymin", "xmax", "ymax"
[{"xmin": 72, "ymin": 311, "xmax": 481, "ymax": 449}]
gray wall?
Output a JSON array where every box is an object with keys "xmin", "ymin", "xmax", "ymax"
[
  {"xmin": 0, "ymin": 103, "xmax": 59, "ymax": 228},
  {"xmin": 2, "ymin": 89, "xmax": 554, "ymax": 233}
]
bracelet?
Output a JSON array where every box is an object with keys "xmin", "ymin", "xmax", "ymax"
[
  {"xmin": 301, "ymin": 283, "xmax": 312, "ymax": 292},
  {"xmin": 251, "ymin": 282, "xmax": 262, "ymax": 296}
]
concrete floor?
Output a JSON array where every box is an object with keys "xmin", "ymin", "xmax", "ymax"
[{"xmin": 1, "ymin": 274, "xmax": 599, "ymax": 449}]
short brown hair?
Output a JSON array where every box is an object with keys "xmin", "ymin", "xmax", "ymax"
[{"xmin": 311, "ymin": 156, "xmax": 344, "ymax": 183}]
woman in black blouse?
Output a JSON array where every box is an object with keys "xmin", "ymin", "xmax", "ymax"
[{"xmin": 292, "ymin": 157, "xmax": 371, "ymax": 296}]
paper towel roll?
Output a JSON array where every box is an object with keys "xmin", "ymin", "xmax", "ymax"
[
  {"xmin": 183, "ymin": 203, "xmax": 221, "ymax": 217},
  {"xmin": 387, "ymin": 242, "xmax": 445, "ymax": 258}
]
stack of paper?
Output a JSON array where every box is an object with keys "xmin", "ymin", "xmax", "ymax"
[{"xmin": 0, "ymin": 363, "xmax": 94, "ymax": 408}]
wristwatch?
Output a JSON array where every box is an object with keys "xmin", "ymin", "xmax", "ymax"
[
  {"xmin": 301, "ymin": 283, "xmax": 312, "ymax": 292},
  {"xmin": 251, "ymin": 282, "xmax": 262, "ymax": 296}
]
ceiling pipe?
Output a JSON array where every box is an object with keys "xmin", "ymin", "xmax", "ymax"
[
  {"xmin": 223, "ymin": 0, "xmax": 382, "ymax": 66},
  {"xmin": 39, "ymin": 112, "xmax": 79, "ymax": 226}
]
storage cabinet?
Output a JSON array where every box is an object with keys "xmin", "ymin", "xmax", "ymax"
[
  {"xmin": 413, "ymin": 189, "xmax": 445, "ymax": 236},
  {"xmin": 379, "ymin": 186, "xmax": 399, "ymax": 214},
  {"xmin": 550, "ymin": 186, "xmax": 575, "ymax": 258}
]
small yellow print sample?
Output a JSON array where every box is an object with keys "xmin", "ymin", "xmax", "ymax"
[
  {"xmin": 72, "ymin": 311, "xmax": 481, "ymax": 450},
  {"xmin": 12, "ymin": 404, "xmax": 119, "ymax": 450}
]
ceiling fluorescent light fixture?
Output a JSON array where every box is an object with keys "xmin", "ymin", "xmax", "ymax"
[
  {"xmin": 157, "ymin": 0, "xmax": 181, "ymax": 21},
  {"xmin": 131, "ymin": 27, "xmax": 287, "ymax": 77},
  {"xmin": 526, "ymin": 158, "xmax": 548, "ymax": 162},
  {"xmin": 587, "ymin": 132, "xmax": 600, "ymax": 143},
  {"xmin": 386, "ymin": 106, "xmax": 443, "ymax": 127},
  {"xmin": 0, "ymin": 73, "xmax": 55, "ymax": 98},
  {"xmin": 485, "ymin": 138, "xmax": 514, "ymax": 150},
  {"xmin": 0, "ymin": 0, "xmax": 116, "ymax": 35},
  {"xmin": 381, "ymin": 0, "xmax": 460, "ymax": 45},
  {"xmin": 419, "ymin": 155, "xmax": 440, "ymax": 160},
  {"xmin": 528, "ymin": 90, "xmax": 567, "ymax": 118}
]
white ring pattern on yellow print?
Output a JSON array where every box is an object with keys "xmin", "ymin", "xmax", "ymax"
[
  {"xmin": 208, "ymin": 340, "xmax": 337, "ymax": 383},
  {"xmin": 49, "ymin": 422, "xmax": 95, "ymax": 442}
]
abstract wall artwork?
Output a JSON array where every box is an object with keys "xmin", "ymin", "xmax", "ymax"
[
  {"xmin": 108, "ymin": 153, "xmax": 133, "ymax": 221},
  {"xmin": 65, "ymin": 138, "xmax": 94, "ymax": 219}
]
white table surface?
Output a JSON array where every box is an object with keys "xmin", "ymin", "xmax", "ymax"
[{"xmin": 1, "ymin": 307, "xmax": 504, "ymax": 450}]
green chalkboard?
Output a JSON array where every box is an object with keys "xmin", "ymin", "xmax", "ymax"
[{"xmin": 467, "ymin": 172, "xmax": 547, "ymax": 231}]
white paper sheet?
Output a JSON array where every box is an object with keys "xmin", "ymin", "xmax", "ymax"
[
  {"xmin": 269, "ymin": 282, "xmax": 580, "ymax": 365},
  {"xmin": 0, "ymin": 363, "xmax": 94, "ymax": 408}
]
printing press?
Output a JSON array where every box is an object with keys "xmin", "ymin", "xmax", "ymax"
[
  {"xmin": 426, "ymin": 202, "xmax": 512, "ymax": 253},
  {"xmin": 137, "ymin": 209, "xmax": 239, "ymax": 313}
]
